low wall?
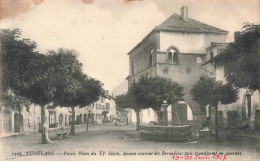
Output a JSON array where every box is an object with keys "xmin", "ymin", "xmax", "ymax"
[{"xmin": 140, "ymin": 125, "xmax": 192, "ymax": 142}]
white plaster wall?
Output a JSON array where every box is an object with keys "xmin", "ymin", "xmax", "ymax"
[
  {"xmin": 127, "ymin": 109, "xmax": 136, "ymax": 124},
  {"xmin": 160, "ymin": 32, "xmax": 226, "ymax": 53},
  {"xmin": 140, "ymin": 108, "xmax": 155, "ymax": 124},
  {"xmin": 160, "ymin": 32, "xmax": 205, "ymax": 53},
  {"xmin": 215, "ymin": 63, "xmax": 225, "ymax": 82},
  {"xmin": 218, "ymin": 86, "xmax": 259, "ymax": 129}
]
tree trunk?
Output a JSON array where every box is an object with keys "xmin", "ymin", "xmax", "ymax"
[
  {"xmin": 41, "ymin": 105, "xmax": 53, "ymax": 144},
  {"xmin": 207, "ymin": 105, "xmax": 211, "ymax": 126},
  {"xmin": 156, "ymin": 111, "xmax": 163, "ymax": 125},
  {"xmin": 163, "ymin": 108, "xmax": 168, "ymax": 126},
  {"xmin": 86, "ymin": 113, "xmax": 89, "ymax": 132},
  {"xmin": 215, "ymin": 105, "xmax": 219, "ymax": 141},
  {"xmin": 136, "ymin": 110, "xmax": 140, "ymax": 131},
  {"xmin": 18, "ymin": 107, "xmax": 21, "ymax": 132},
  {"xmin": 70, "ymin": 106, "xmax": 75, "ymax": 135}
]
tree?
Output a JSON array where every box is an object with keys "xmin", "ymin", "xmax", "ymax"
[
  {"xmin": 50, "ymin": 49, "xmax": 104, "ymax": 135},
  {"xmin": 129, "ymin": 76, "xmax": 184, "ymax": 125},
  {"xmin": 115, "ymin": 93, "xmax": 143, "ymax": 130},
  {"xmin": 0, "ymin": 29, "xmax": 104, "ymax": 143},
  {"xmin": 82, "ymin": 78, "xmax": 104, "ymax": 132},
  {"xmin": 221, "ymin": 23, "xmax": 259, "ymax": 92},
  {"xmin": 1, "ymin": 29, "xmax": 56, "ymax": 143},
  {"xmin": 191, "ymin": 77, "xmax": 238, "ymax": 140}
]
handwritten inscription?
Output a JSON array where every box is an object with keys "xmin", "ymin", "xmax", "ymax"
[{"xmin": 172, "ymin": 155, "xmax": 227, "ymax": 161}]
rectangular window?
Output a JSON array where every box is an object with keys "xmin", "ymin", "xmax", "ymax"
[
  {"xmin": 106, "ymin": 103, "xmax": 110, "ymax": 110},
  {"xmin": 247, "ymin": 94, "xmax": 251, "ymax": 118},
  {"xmin": 49, "ymin": 111, "xmax": 56, "ymax": 128},
  {"xmin": 224, "ymin": 65, "xmax": 228, "ymax": 77}
]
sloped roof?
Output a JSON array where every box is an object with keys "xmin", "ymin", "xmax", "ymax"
[
  {"xmin": 127, "ymin": 13, "xmax": 228, "ymax": 55},
  {"xmin": 202, "ymin": 43, "xmax": 230, "ymax": 66},
  {"xmin": 201, "ymin": 52, "xmax": 224, "ymax": 66},
  {"xmin": 155, "ymin": 13, "xmax": 228, "ymax": 34}
]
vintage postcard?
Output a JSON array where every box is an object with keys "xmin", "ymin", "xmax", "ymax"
[{"xmin": 0, "ymin": 0, "xmax": 259, "ymax": 161}]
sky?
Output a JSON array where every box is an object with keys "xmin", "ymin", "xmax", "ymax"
[{"xmin": 0, "ymin": 0, "xmax": 259, "ymax": 92}]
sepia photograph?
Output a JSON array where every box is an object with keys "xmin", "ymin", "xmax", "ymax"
[{"xmin": 0, "ymin": 0, "xmax": 259, "ymax": 161}]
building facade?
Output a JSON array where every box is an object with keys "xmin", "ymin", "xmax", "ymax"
[
  {"xmin": 203, "ymin": 43, "xmax": 260, "ymax": 130},
  {"xmin": 90, "ymin": 91, "xmax": 116, "ymax": 124},
  {"xmin": 127, "ymin": 6, "xmax": 228, "ymax": 125},
  {"xmin": 0, "ymin": 90, "xmax": 116, "ymax": 135}
]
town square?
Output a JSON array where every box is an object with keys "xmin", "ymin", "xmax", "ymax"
[{"xmin": 0, "ymin": 0, "xmax": 259, "ymax": 161}]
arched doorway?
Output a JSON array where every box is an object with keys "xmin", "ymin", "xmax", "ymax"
[
  {"xmin": 14, "ymin": 113, "xmax": 19, "ymax": 132},
  {"xmin": 80, "ymin": 114, "xmax": 82, "ymax": 124},
  {"xmin": 59, "ymin": 114, "xmax": 63, "ymax": 127},
  {"xmin": 20, "ymin": 114, "xmax": 23, "ymax": 132},
  {"xmin": 3, "ymin": 111, "xmax": 12, "ymax": 132},
  {"xmin": 69, "ymin": 115, "xmax": 72, "ymax": 125},
  {"xmin": 65, "ymin": 115, "xmax": 68, "ymax": 126},
  {"xmin": 84, "ymin": 114, "xmax": 87, "ymax": 124}
]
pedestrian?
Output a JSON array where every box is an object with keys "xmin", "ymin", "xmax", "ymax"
[{"xmin": 114, "ymin": 118, "xmax": 117, "ymax": 126}]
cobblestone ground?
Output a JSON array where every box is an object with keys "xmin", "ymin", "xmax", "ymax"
[{"xmin": 0, "ymin": 123, "xmax": 259, "ymax": 161}]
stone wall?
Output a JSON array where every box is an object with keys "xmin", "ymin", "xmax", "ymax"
[{"xmin": 140, "ymin": 125, "xmax": 192, "ymax": 142}]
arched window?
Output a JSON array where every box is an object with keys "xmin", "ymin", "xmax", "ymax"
[
  {"xmin": 166, "ymin": 46, "xmax": 180, "ymax": 64},
  {"xmin": 196, "ymin": 57, "xmax": 202, "ymax": 63},
  {"xmin": 149, "ymin": 55, "xmax": 152, "ymax": 66},
  {"xmin": 149, "ymin": 48, "xmax": 153, "ymax": 66},
  {"xmin": 173, "ymin": 52, "xmax": 178, "ymax": 64},
  {"xmin": 131, "ymin": 62, "xmax": 135, "ymax": 76},
  {"xmin": 168, "ymin": 52, "xmax": 173, "ymax": 62},
  {"xmin": 210, "ymin": 52, "xmax": 214, "ymax": 59}
]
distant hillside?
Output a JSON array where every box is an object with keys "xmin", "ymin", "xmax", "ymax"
[{"xmin": 112, "ymin": 80, "xmax": 128, "ymax": 96}]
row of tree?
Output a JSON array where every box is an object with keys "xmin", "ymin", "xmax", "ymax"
[{"xmin": 0, "ymin": 29, "xmax": 104, "ymax": 143}]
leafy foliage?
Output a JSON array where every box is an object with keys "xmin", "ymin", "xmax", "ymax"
[
  {"xmin": 0, "ymin": 29, "xmax": 55, "ymax": 106},
  {"xmin": 221, "ymin": 23, "xmax": 259, "ymax": 91},
  {"xmin": 191, "ymin": 77, "xmax": 238, "ymax": 140},
  {"xmin": 1, "ymin": 90, "xmax": 31, "ymax": 112},
  {"xmin": 191, "ymin": 77, "xmax": 238, "ymax": 107},
  {"xmin": 129, "ymin": 76, "xmax": 184, "ymax": 112},
  {"xmin": 115, "ymin": 93, "xmax": 143, "ymax": 130},
  {"xmin": 1, "ymin": 29, "xmax": 104, "ymax": 108},
  {"xmin": 1, "ymin": 28, "xmax": 105, "ymax": 138},
  {"xmin": 115, "ymin": 93, "xmax": 141, "ymax": 112}
]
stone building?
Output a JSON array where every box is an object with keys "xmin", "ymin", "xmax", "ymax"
[
  {"xmin": 127, "ymin": 6, "xmax": 228, "ymax": 124},
  {"xmin": 0, "ymin": 90, "xmax": 116, "ymax": 135},
  {"xmin": 0, "ymin": 103, "xmax": 42, "ymax": 134},
  {"xmin": 89, "ymin": 91, "xmax": 116, "ymax": 124},
  {"xmin": 203, "ymin": 43, "xmax": 260, "ymax": 130}
]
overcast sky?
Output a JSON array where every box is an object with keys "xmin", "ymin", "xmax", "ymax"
[{"xmin": 0, "ymin": 0, "xmax": 259, "ymax": 91}]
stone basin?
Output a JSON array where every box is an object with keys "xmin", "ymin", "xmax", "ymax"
[{"xmin": 140, "ymin": 125, "xmax": 192, "ymax": 142}]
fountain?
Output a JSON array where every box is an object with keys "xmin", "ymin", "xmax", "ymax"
[{"xmin": 140, "ymin": 101, "xmax": 192, "ymax": 142}]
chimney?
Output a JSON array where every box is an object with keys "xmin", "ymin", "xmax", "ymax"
[{"xmin": 181, "ymin": 6, "xmax": 188, "ymax": 21}]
